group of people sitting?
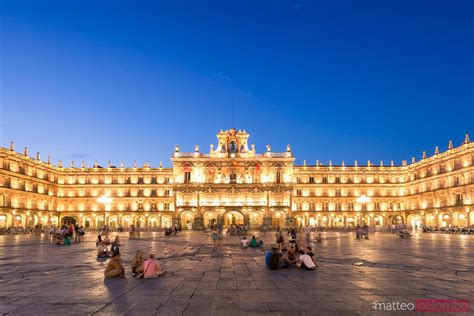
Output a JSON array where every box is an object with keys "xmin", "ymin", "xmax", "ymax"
[
  {"xmin": 104, "ymin": 250, "xmax": 165, "ymax": 279},
  {"xmin": 164, "ymin": 225, "xmax": 179, "ymax": 236},
  {"xmin": 96, "ymin": 234, "xmax": 121, "ymax": 258},
  {"xmin": 51, "ymin": 224, "xmax": 85, "ymax": 245},
  {"xmin": 226, "ymin": 224, "xmax": 248, "ymax": 236},
  {"xmin": 265, "ymin": 246, "xmax": 317, "ymax": 271},
  {"xmin": 422, "ymin": 226, "xmax": 474, "ymax": 234},
  {"xmin": 239, "ymin": 235, "xmax": 264, "ymax": 248}
]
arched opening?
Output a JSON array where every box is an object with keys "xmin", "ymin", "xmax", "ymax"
[
  {"xmin": 161, "ymin": 215, "xmax": 172, "ymax": 228},
  {"xmin": 346, "ymin": 216, "xmax": 356, "ymax": 227},
  {"xmin": 440, "ymin": 213, "xmax": 451, "ymax": 227},
  {"xmin": 108, "ymin": 215, "xmax": 118, "ymax": 228},
  {"xmin": 407, "ymin": 214, "xmax": 422, "ymax": 230},
  {"xmin": 249, "ymin": 211, "xmax": 263, "ymax": 227},
  {"xmin": 294, "ymin": 215, "xmax": 305, "ymax": 227},
  {"xmin": 203, "ymin": 211, "xmax": 217, "ymax": 227},
  {"xmin": 149, "ymin": 216, "xmax": 159, "ymax": 227},
  {"xmin": 390, "ymin": 215, "xmax": 404, "ymax": 225},
  {"xmin": 122, "ymin": 216, "xmax": 132, "ymax": 229},
  {"xmin": 272, "ymin": 211, "xmax": 285, "ymax": 228},
  {"xmin": 62, "ymin": 216, "xmax": 76, "ymax": 226},
  {"xmin": 334, "ymin": 216, "xmax": 344, "ymax": 227},
  {"xmin": 14, "ymin": 214, "xmax": 22, "ymax": 226},
  {"xmin": 181, "ymin": 211, "xmax": 194, "ymax": 230},
  {"xmin": 0, "ymin": 214, "xmax": 7, "ymax": 227},
  {"xmin": 224, "ymin": 211, "xmax": 244, "ymax": 226}
]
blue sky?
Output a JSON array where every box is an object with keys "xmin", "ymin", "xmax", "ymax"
[{"xmin": 1, "ymin": 0, "xmax": 472, "ymax": 167}]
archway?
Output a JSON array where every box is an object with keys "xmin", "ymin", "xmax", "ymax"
[
  {"xmin": 294, "ymin": 215, "xmax": 305, "ymax": 227},
  {"xmin": 181, "ymin": 211, "xmax": 194, "ymax": 230},
  {"xmin": 108, "ymin": 215, "xmax": 118, "ymax": 228},
  {"xmin": 61, "ymin": 216, "xmax": 77, "ymax": 226},
  {"xmin": 122, "ymin": 216, "xmax": 132, "ymax": 228},
  {"xmin": 223, "ymin": 211, "xmax": 244, "ymax": 226},
  {"xmin": 149, "ymin": 216, "xmax": 159, "ymax": 227},
  {"xmin": 249, "ymin": 211, "xmax": 263, "ymax": 227},
  {"xmin": 13, "ymin": 214, "xmax": 22, "ymax": 226},
  {"xmin": 390, "ymin": 215, "xmax": 404, "ymax": 225},
  {"xmin": 346, "ymin": 216, "xmax": 356, "ymax": 227},
  {"xmin": 161, "ymin": 215, "xmax": 172, "ymax": 228},
  {"xmin": 334, "ymin": 215, "xmax": 344, "ymax": 227},
  {"xmin": 203, "ymin": 211, "xmax": 218, "ymax": 227},
  {"xmin": 407, "ymin": 214, "xmax": 422, "ymax": 230},
  {"xmin": 272, "ymin": 211, "xmax": 285, "ymax": 228},
  {"xmin": 0, "ymin": 214, "xmax": 7, "ymax": 227}
]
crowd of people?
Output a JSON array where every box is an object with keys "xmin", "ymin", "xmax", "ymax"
[
  {"xmin": 355, "ymin": 224, "xmax": 370, "ymax": 240},
  {"xmin": 104, "ymin": 251, "xmax": 165, "ymax": 279},
  {"xmin": 422, "ymin": 225, "xmax": 474, "ymax": 234},
  {"xmin": 50, "ymin": 224, "xmax": 85, "ymax": 245},
  {"xmin": 265, "ymin": 246, "xmax": 317, "ymax": 271}
]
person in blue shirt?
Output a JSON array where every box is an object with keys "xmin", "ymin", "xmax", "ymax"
[{"xmin": 265, "ymin": 247, "xmax": 277, "ymax": 267}]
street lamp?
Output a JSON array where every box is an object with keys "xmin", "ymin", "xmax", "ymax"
[
  {"xmin": 356, "ymin": 194, "xmax": 372, "ymax": 225},
  {"xmin": 97, "ymin": 194, "xmax": 113, "ymax": 230}
]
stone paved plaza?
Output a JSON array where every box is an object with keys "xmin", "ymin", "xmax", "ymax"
[{"xmin": 0, "ymin": 231, "xmax": 472, "ymax": 315}]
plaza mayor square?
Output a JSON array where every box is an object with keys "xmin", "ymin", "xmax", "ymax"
[{"xmin": 0, "ymin": 0, "xmax": 473, "ymax": 315}]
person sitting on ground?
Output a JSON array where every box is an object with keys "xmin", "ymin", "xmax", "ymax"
[
  {"xmin": 97, "ymin": 243, "xmax": 110, "ymax": 258},
  {"xmin": 110, "ymin": 236, "xmax": 120, "ymax": 256},
  {"xmin": 269, "ymin": 247, "xmax": 282, "ymax": 270},
  {"xmin": 132, "ymin": 250, "xmax": 145, "ymax": 276},
  {"xmin": 315, "ymin": 233, "xmax": 323, "ymax": 243},
  {"xmin": 297, "ymin": 250, "xmax": 316, "ymax": 270},
  {"xmin": 143, "ymin": 254, "xmax": 165, "ymax": 278},
  {"xmin": 249, "ymin": 235, "xmax": 263, "ymax": 248},
  {"xmin": 265, "ymin": 248, "xmax": 274, "ymax": 267},
  {"xmin": 279, "ymin": 248, "xmax": 291, "ymax": 268},
  {"xmin": 240, "ymin": 236, "xmax": 249, "ymax": 248},
  {"xmin": 96, "ymin": 234, "xmax": 103, "ymax": 246},
  {"xmin": 103, "ymin": 234, "xmax": 111, "ymax": 245},
  {"xmin": 287, "ymin": 247, "xmax": 297, "ymax": 264},
  {"xmin": 63, "ymin": 234, "xmax": 71, "ymax": 245},
  {"xmin": 104, "ymin": 253, "xmax": 125, "ymax": 278},
  {"xmin": 306, "ymin": 246, "xmax": 318, "ymax": 266}
]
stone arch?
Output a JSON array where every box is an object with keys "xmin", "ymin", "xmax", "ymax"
[
  {"xmin": 223, "ymin": 210, "xmax": 244, "ymax": 226},
  {"xmin": 181, "ymin": 211, "xmax": 195, "ymax": 230},
  {"xmin": 161, "ymin": 214, "xmax": 172, "ymax": 228},
  {"xmin": 407, "ymin": 214, "xmax": 422, "ymax": 230},
  {"xmin": 203, "ymin": 210, "xmax": 218, "ymax": 227}
]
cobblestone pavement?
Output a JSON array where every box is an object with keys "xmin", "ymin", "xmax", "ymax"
[{"xmin": 0, "ymin": 231, "xmax": 472, "ymax": 315}]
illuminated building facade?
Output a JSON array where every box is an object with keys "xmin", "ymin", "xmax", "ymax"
[{"xmin": 0, "ymin": 128, "xmax": 472, "ymax": 230}]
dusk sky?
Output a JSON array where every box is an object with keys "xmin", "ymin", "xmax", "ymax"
[{"xmin": 1, "ymin": 0, "xmax": 473, "ymax": 167}]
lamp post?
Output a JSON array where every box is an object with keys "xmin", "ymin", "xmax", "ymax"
[
  {"xmin": 356, "ymin": 194, "xmax": 372, "ymax": 225},
  {"xmin": 97, "ymin": 194, "xmax": 113, "ymax": 231}
]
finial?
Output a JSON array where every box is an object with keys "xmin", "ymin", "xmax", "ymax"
[
  {"xmin": 380, "ymin": 160, "xmax": 383, "ymax": 167},
  {"xmin": 266, "ymin": 144, "xmax": 271, "ymax": 152},
  {"xmin": 71, "ymin": 161, "xmax": 75, "ymax": 168},
  {"xmin": 411, "ymin": 157, "xmax": 416, "ymax": 164},
  {"xmin": 94, "ymin": 161, "xmax": 98, "ymax": 168},
  {"xmin": 133, "ymin": 160, "xmax": 137, "ymax": 168},
  {"xmin": 286, "ymin": 144, "xmax": 291, "ymax": 152},
  {"xmin": 175, "ymin": 145, "xmax": 180, "ymax": 152},
  {"xmin": 448, "ymin": 140, "xmax": 453, "ymax": 150},
  {"xmin": 422, "ymin": 151, "xmax": 426, "ymax": 159},
  {"xmin": 9, "ymin": 142, "xmax": 14, "ymax": 151},
  {"xmin": 303, "ymin": 159, "xmax": 306, "ymax": 166},
  {"xmin": 47, "ymin": 156, "xmax": 51, "ymax": 164},
  {"xmin": 316, "ymin": 160, "xmax": 319, "ymax": 166},
  {"xmin": 194, "ymin": 145, "xmax": 199, "ymax": 152},
  {"xmin": 354, "ymin": 160, "xmax": 358, "ymax": 167},
  {"xmin": 107, "ymin": 161, "xmax": 111, "ymax": 168},
  {"xmin": 464, "ymin": 133, "xmax": 470, "ymax": 144},
  {"xmin": 159, "ymin": 161, "xmax": 163, "ymax": 168},
  {"xmin": 120, "ymin": 160, "xmax": 124, "ymax": 168},
  {"xmin": 36, "ymin": 152, "xmax": 41, "ymax": 161},
  {"xmin": 144, "ymin": 160, "xmax": 150, "ymax": 167},
  {"xmin": 82, "ymin": 160, "xmax": 85, "ymax": 168},
  {"xmin": 329, "ymin": 160, "xmax": 332, "ymax": 167},
  {"xmin": 251, "ymin": 144, "xmax": 255, "ymax": 151},
  {"xmin": 58, "ymin": 160, "xmax": 63, "ymax": 168},
  {"xmin": 402, "ymin": 160, "xmax": 407, "ymax": 166},
  {"xmin": 24, "ymin": 147, "xmax": 28, "ymax": 156},
  {"xmin": 367, "ymin": 160, "xmax": 371, "ymax": 167},
  {"xmin": 435, "ymin": 146, "xmax": 439, "ymax": 155},
  {"xmin": 341, "ymin": 160, "xmax": 345, "ymax": 167},
  {"xmin": 210, "ymin": 144, "xmax": 214, "ymax": 151}
]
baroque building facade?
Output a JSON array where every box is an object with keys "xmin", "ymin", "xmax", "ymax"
[{"xmin": 0, "ymin": 128, "xmax": 473, "ymax": 230}]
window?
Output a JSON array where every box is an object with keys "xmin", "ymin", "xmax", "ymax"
[
  {"xmin": 309, "ymin": 176, "xmax": 315, "ymax": 183},
  {"xmin": 397, "ymin": 202, "xmax": 401, "ymax": 210},
  {"xmin": 322, "ymin": 203, "xmax": 328, "ymax": 211},
  {"xmin": 276, "ymin": 171, "xmax": 281, "ymax": 183},
  {"xmin": 310, "ymin": 202, "xmax": 315, "ymax": 210},
  {"xmin": 151, "ymin": 189, "xmax": 157, "ymax": 197},
  {"xmin": 456, "ymin": 194, "xmax": 463, "ymax": 206},
  {"xmin": 389, "ymin": 203, "xmax": 394, "ymax": 211},
  {"xmin": 165, "ymin": 189, "xmax": 170, "ymax": 196},
  {"xmin": 296, "ymin": 189, "xmax": 302, "ymax": 196},
  {"xmin": 375, "ymin": 202, "xmax": 380, "ymax": 210},
  {"xmin": 335, "ymin": 202, "xmax": 341, "ymax": 210},
  {"xmin": 184, "ymin": 172, "xmax": 191, "ymax": 183},
  {"xmin": 336, "ymin": 189, "xmax": 341, "ymax": 196},
  {"xmin": 335, "ymin": 176, "xmax": 340, "ymax": 183},
  {"xmin": 230, "ymin": 173, "xmax": 237, "ymax": 183},
  {"xmin": 322, "ymin": 176, "xmax": 328, "ymax": 183},
  {"xmin": 165, "ymin": 177, "xmax": 170, "ymax": 184},
  {"xmin": 296, "ymin": 177, "xmax": 301, "ymax": 183},
  {"xmin": 138, "ymin": 177, "xmax": 144, "ymax": 184},
  {"xmin": 348, "ymin": 202, "xmax": 354, "ymax": 210},
  {"xmin": 164, "ymin": 203, "xmax": 170, "ymax": 210}
]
